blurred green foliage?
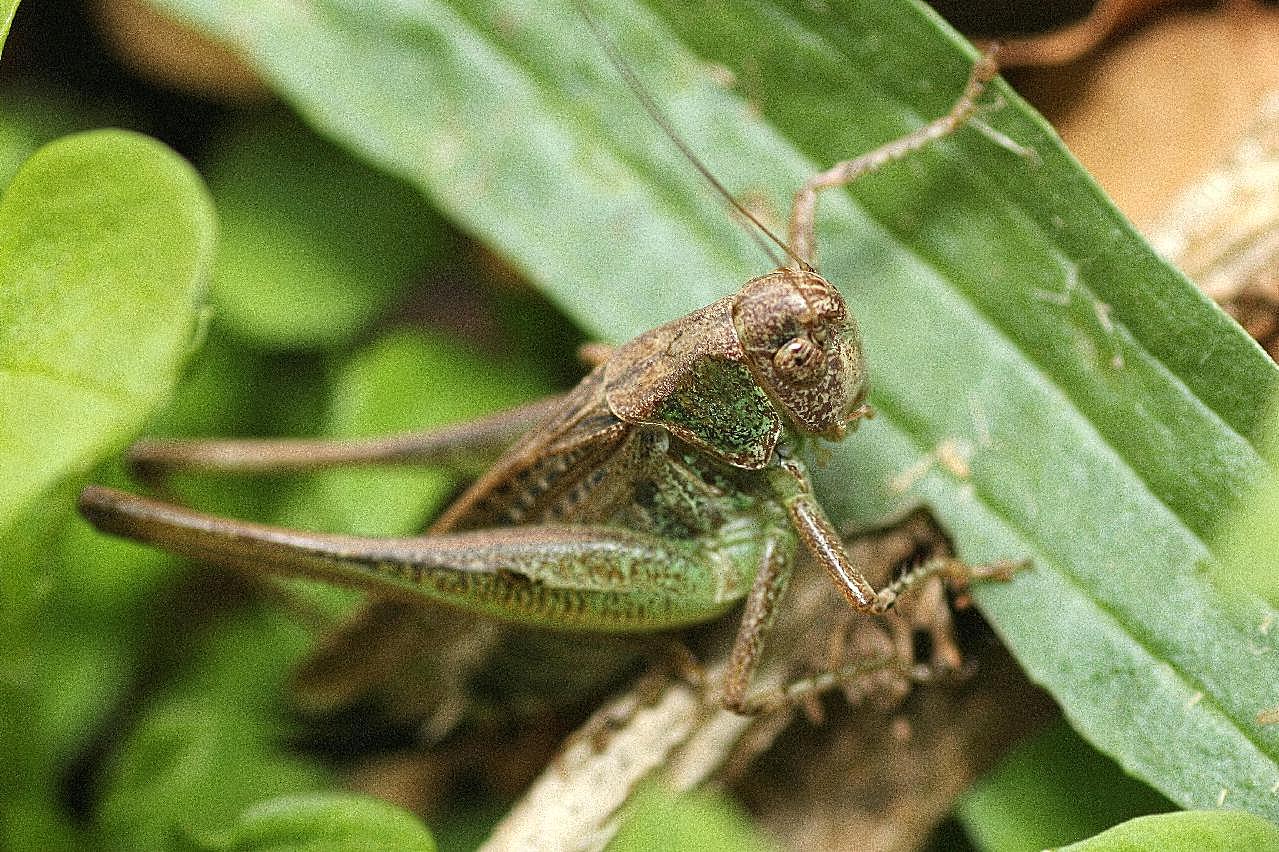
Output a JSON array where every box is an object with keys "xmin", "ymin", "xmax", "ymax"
[
  {"xmin": 1061, "ymin": 810, "xmax": 1279, "ymax": 852},
  {"xmin": 273, "ymin": 328, "xmax": 547, "ymax": 538},
  {"xmin": 3, "ymin": 0, "xmax": 1279, "ymax": 849},
  {"xmin": 959, "ymin": 720, "xmax": 1173, "ymax": 850},
  {"xmin": 608, "ymin": 783, "xmax": 777, "ymax": 852},
  {"xmin": 0, "ymin": 92, "xmax": 84, "ymax": 188},
  {"xmin": 0, "ymin": 127, "xmax": 213, "ymax": 848},
  {"xmin": 0, "ymin": 28, "xmax": 526, "ymax": 843},
  {"xmin": 199, "ymin": 793, "xmax": 437, "ymax": 851},
  {"xmin": 97, "ymin": 610, "xmax": 327, "ymax": 849},
  {"xmin": 204, "ymin": 115, "xmax": 445, "ymax": 350}
]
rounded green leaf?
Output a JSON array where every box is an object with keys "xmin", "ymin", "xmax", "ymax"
[
  {"xmin": 0, "ymin": 129, "xmax": 215, "ymax": 531},
  {"xmin": 1061, "ymin": 810, "xmax": 1279, "ymax": 852},
  {"xmin": 212, "ymin": 793, "xmax": 435, "ymax": 852},
  {"xmin": 0, "ymin": 793, "xmax": 81, "ymax": 852}
]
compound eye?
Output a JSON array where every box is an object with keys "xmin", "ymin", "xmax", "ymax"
[{"xmin": 773, "ymin": 336, "xmax": 823, "ymax": 384}]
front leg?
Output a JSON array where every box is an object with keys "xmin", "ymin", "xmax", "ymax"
[
  {"xmin": 719, "ymin": 524, "xmax": 907, "ymax": 717},
  {"xmin": 768, "ymin": 453, "xmax": 882, "ymax": 612},
  {"xmin": 767, "ymin": 453, "xmax": 1026, "ymax": 614}
]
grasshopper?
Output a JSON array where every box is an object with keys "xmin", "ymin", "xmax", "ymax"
[{"xmin": 78, "ymin": 43, "xmax": 1017, "ymax": 718}]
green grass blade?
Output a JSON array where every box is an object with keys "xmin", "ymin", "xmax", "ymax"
[{"xmin": 0, "ymin": 0, "xmax": 19, "ymax": 56}]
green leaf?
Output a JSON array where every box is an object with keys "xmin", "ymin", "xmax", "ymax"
[
  {"xmin": 99, "ymin": 700, "xmax": 328, "ymax": 850},
  {"xmin": 0, "ymin": 0, "xmax": 18, "ymax": 55},
  {"xmin": 145, "ymin": 0, "xmax": 1279, "ymax": 817},
  {"xmin": 0, "ymin": 792, "xmax": 81, "ymax": 852},
  {"xmin": 203, "ymin": 114, "xmax": 443, "ymax": 349},
  {"xmin": 6, "ymin": 334, "xmax": 267, "ymax": 772},
  {"xmin": 958, "ymin": 720, "xmax": 1173, "ymax": 850},
  {"xmin": 19, "ymin": 580, "xmax": 141, "ymax": 760},
  {"xmin": 206, "ymin": 793, "xmax": 436, "ymax": 852},
  {"xmin": 99, "ymin": 611, "xmax": 328, "ymax": 850},
  {"xmin": 0, "ymin": 129, "xmax": 214, "ymax": 838},
  {"xmin": 1214, "ymin": 399, "xmax": 1279, "ymax": 607},
  {"xmin": 275, "ymin": 329, "xmax": 548, "ymax": 537},
  {"xmin": 608, "ymin": 783, "xmax": 777, "ymax": 852},
  {"xmin": 0, "ymin": 129, "xmax": 215, "ymax": 532},
  {"xmin": 146, "ymin": 332, "xmax": 266, "ymax": 439},
  {"xmin": 1061, "ymin": 810, "xmax": 1279, "ymax": 852},
  {"xmin": 0, "ymin": 92, "xmax": 89, "ymax": 192}
]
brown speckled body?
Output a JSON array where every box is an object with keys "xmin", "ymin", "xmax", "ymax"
[
  {"xmin": 77, "ymin": 266, "xmax": 887, "ymax": 715},
  {"xmin": 77, "ymin": 48, "xmax": 1008, "ymax": 717}
]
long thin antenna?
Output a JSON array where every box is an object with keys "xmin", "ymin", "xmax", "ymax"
[
  {"xmin": 574, "ymin": 0, "xmax": 810, "ymax": 271},
  {"xmin": 730, "ymin": 207, "xmax": 785, "ymax": 268}
]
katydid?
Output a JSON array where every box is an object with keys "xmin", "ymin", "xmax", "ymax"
[{"xmin": 78, "ymin": 44, "xmax": 1021, "ymax": 717}]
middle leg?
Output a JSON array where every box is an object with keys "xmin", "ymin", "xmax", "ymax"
[{"xmin": 125, "ymin": 393, "xmax": 565, "ymax": 487}]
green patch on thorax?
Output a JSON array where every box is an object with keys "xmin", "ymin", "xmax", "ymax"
[{"xmin": 655, "ymin": 358, "xmax": 779, "ymax": 468}]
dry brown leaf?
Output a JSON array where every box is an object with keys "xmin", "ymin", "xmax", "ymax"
[
  {"xmin": 994, "ymin": 0, "xmax": 1185, "ymax": 67},
  {"xmin": 92, "ymin": 0, "xmax": 268, "ymax": 102},
  {"xmin": 1012, "ymin": 2, "xmax": 1279, "ymax": 225}
]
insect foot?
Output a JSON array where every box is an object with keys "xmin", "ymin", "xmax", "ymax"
[{"xmin": 872, "ymin": 555, "xmax": 1032, "ymax": 614}]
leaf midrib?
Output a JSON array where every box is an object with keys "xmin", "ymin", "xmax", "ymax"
[{"xmin": 0, "ymin": 361, "xmax": 134, "ymax": 409}]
